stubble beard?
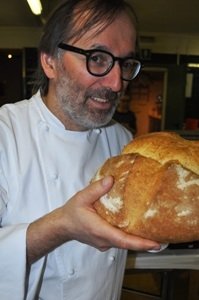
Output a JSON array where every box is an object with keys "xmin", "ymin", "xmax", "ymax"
[{"xmin": 55, "ymin": 69, "xmax": 121, "ymax": 130}]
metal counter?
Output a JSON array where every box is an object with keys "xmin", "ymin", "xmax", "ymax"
[{"xmin": 126, "ymin": 248, "xmax": 199, "ymax": 270}]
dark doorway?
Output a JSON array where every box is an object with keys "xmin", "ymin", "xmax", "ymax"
[{"xmin": 0, "ymin": 49, "xmax": 23, "ymax": 106}]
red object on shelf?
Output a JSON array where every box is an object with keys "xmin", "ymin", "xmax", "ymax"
[{"xmin": 185, "ymin": 118, "xmax": 199, "ymax": 130}]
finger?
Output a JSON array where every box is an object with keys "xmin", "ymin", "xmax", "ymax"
[
  {"xmin": 94, "ymin": 219, "xmax": 161, "ymax": 252},
  {"xmin": 115, "ymin": 231, "xmax": 161, "ymax": 251},
  {"xmin": 76, "ymin": 176, "xmax": 114, "ymax": 206},
  {"xmin": 104, "ymin": 232, "xmax": 160, "ymax": 252}
]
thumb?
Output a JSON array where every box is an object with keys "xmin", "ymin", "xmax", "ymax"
[{"xmin": 77, "ymin": 176, "xmax": 114, "ymax": 206}]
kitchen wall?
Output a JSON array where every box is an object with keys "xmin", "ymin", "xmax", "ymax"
[{"xmin": 0, "ymin": 26, "xmax": 199, "ymax": 56}]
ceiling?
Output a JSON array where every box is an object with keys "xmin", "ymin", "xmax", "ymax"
[{"xmin": 0, "ymin": 0, "xmax": 199, "ymax": 35}]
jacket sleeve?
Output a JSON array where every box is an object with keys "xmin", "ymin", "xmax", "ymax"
[
  {"xmin": 0, "ymin": 223, "xmax": 28, "ymax": 300},
  {"xmin": 0, "ymin": 108, "xmax": 27, "ymax": 298},
  {"xmin": 0, "ymin": 187, "xmax": 47, "ymax": 300},
  {"xmin": 0, "ymin": 151, "xmax": 28, "ymax": 299},
  {"xmin": 0, "ymin": 111, "xmax": 47, "ymax": 300}
]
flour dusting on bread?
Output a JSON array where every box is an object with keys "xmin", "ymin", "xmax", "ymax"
[{"xmin": 93, "ymin": 132, "xmax": 199, "ymax": 243}]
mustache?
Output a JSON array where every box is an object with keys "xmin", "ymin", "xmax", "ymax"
[{"xmin": 86, "ymin": 88, "xmax": 121, "ymax": 102}]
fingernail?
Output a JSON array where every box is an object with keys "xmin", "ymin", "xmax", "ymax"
[{"xmin": 148, "ymin": 243, "xmax": 168, "ymax": 253}]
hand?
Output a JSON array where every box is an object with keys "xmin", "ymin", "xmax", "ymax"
[
  {"xmin": 27, "ymin": 176, "xmax": 160, "ymax": 264},
  {"xmin": 59, "ymin": 176, "xmax": 161, "ymax": 252}
]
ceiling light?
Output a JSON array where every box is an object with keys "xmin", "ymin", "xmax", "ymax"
[
  {"xmin": 187, "ymin": 63, "xmax": 199, "ymax": 68},
  {"xmin": 26, "ymin": 0, "xmax": 42, "ymax": 15}
]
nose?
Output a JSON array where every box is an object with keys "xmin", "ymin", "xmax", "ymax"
[{"xmin": 102, "ymin": 62, "xmax": 123, "ymax": 92}]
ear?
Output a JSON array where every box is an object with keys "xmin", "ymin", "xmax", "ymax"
[{"xmin": 40, "ymin": 52, "xmax": 57, "ymax": 79}]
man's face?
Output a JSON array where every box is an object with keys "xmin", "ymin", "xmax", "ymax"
[{"xmin": 48, "ymin": 12, "xmax": 137, "ymax": 131}]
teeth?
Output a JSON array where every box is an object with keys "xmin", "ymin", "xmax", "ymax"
[{"xmin": 92, "ymin": 97, "xmax": 107, "ymax": 103}]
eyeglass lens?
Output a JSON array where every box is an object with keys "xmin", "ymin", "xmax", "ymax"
[{"xmin": 87, "ymin": 51, "xmax": 140, "ymax": 80}]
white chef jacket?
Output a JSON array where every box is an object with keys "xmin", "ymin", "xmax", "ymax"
[{"xmin": 0, "ymin": 91, "xmax": 132, "ymax": 300}]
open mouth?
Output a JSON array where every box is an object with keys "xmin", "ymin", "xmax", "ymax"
[
  {"xmin": 88, "ymin": 96, "xmax": 113, "ymax": 111},
  {"xmin": 92, "ymin": 96, "xmax": 109, "ymax": 103}
]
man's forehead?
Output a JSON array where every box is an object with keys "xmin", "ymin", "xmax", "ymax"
[
  {"xmin": 71, "ymin": 9, "xmax": 136, "ymax": 45},
  {"xmin": 71, "ymin": 9, "xmax": 112, "ymax": 39}
]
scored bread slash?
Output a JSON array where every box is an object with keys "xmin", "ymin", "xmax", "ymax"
[{"xmin": 92, "ymin": 131, "xmax": 199, "ymax": 244}]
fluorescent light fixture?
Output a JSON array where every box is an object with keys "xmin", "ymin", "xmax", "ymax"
[
  {"xmin": 27, "ymin": 0, "xmax": 42, "ymax": 15},
  {"xmin": 188, "ymin": 63, "xmax": 199, "ymax": 68}
]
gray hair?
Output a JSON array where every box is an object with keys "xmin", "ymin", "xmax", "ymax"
[{"xmin": 33, "ymin": 0, "xmax": 138, "ymax": 96}]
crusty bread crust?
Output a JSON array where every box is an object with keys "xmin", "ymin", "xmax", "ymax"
[
  {"xmin": 93, "ymin": 132, "xmax": 199, "ymax": 243},
  {"xmin": 122, "ymin": 131, "xmax": 199, "ymax": 175}
]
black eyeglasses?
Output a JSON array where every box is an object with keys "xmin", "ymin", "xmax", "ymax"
[{"xmin": 58, "ymin": 43, "xmax": 141, "ymax": 81}]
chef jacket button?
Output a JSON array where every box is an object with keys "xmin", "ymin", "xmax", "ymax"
[
  {"xmin": 95, "ymin": 128, "xmax": 101, "ymax": 134},
  {"xmin": 110, "ymin": 255, "xmax": 116, "ymax": 262},
  {"xmin": 52, "ymin": 173, "xmax": 59, "ymax": 180},
  {"xmin": 68, "ymin": 269, "xmax": 75, "ymax": 276},
  {"xmin": 45, "ymin": 125, "xmax": 50, "ymax": 132}
]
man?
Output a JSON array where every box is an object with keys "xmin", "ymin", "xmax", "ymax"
[{"xmin": 0, "ymin": 0, "xmax": 160, "ymax": 299}]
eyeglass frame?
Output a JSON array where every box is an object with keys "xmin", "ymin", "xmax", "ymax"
[{"xmin": 57, "ymin": 43, "xmax": 141, "ymax": 81}]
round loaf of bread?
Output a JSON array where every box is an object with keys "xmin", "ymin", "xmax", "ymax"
[{"xmin": 93, "ymin": 132, "xmax": 199, "ymax": 243}]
